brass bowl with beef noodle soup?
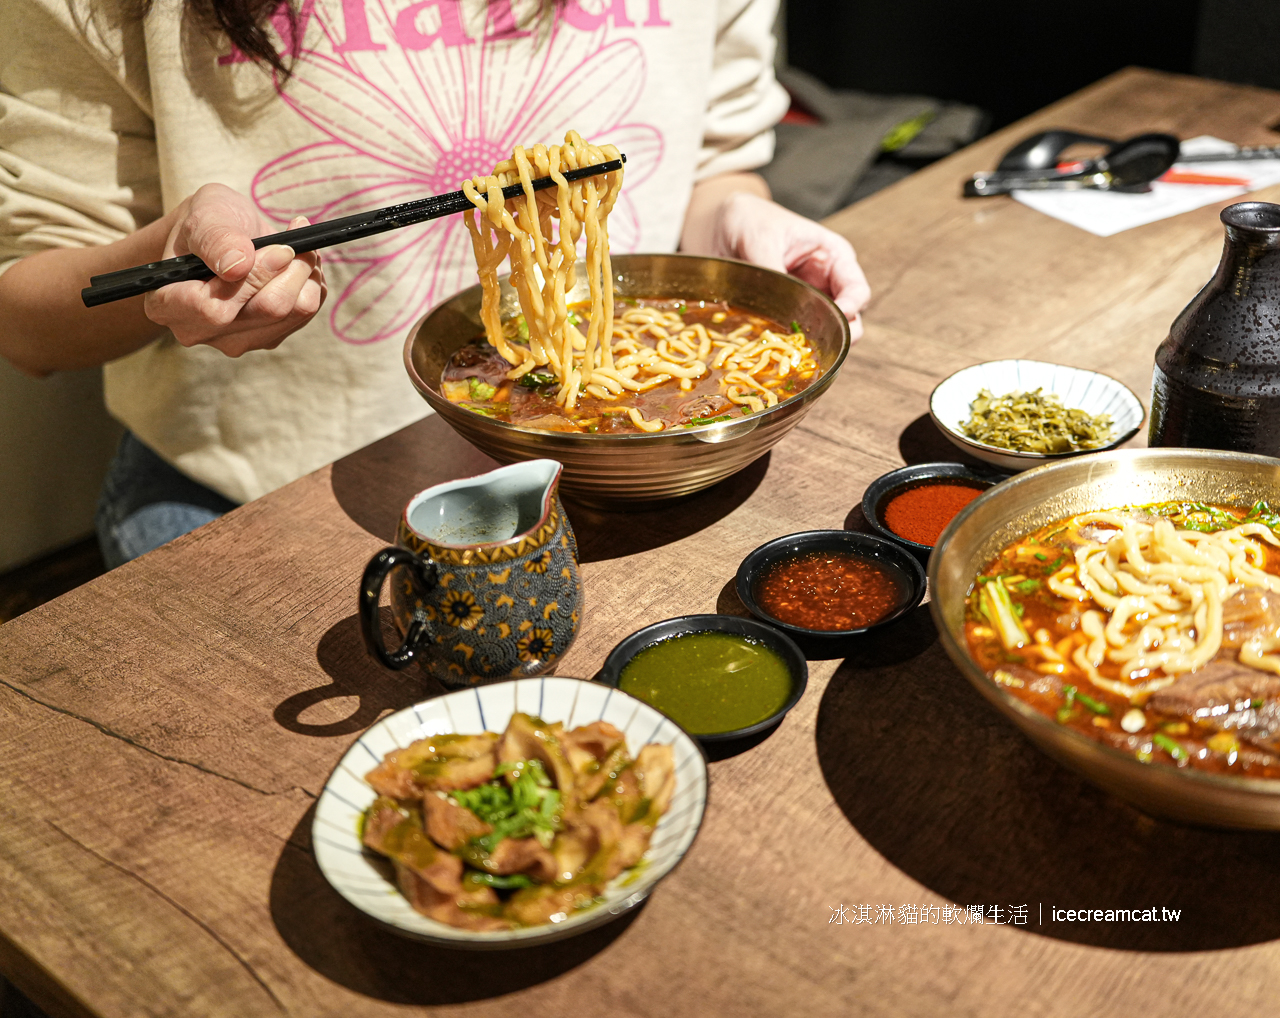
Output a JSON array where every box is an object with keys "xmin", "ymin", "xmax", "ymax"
[
  {"xmin": 404, "ymin": 254, "xmax": 850, "ymax": 510},
  {"xmin": 440, "ymin": 299, "xmax": 817, "ymax": 435},
  {"xmin": 930, "ymin": 447, "xmax": 1280, "ymax": 830}
]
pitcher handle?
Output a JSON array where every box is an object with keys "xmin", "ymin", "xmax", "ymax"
[{"xmin": 359, "ymin": 547, "xmax": 437, "ymax": 670}]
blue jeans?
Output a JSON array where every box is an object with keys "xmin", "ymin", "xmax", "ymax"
[{"xmin": 95, "ymin": 432, "xmax": 239, "ymax": 569}]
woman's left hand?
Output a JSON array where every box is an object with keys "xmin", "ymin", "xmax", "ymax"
[{"xmin": 708, "ymin": 192, "xmax": 871, "ymax": 338}]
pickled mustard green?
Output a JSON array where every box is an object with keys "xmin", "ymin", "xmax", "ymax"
[
  {"xmin": 961, "ymin": 387, "xmax": 1113, "ymax": 454},
  {"xmin": 618, "ymin": 632, "xmax": 793, "ymax": 734}
]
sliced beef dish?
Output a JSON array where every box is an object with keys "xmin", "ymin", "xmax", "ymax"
[{"xmin": 359, "ymin": 713, "xmax": 676, "ymax": 930}]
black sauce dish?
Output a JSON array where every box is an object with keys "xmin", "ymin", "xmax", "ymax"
[
  {"xmin": 598, "ymin": 614, "xmax": 808, "ymax": 747},
  {"xmin": 735, "ymin": 530, "xmax": 927, "ymax": 658},
  {"xmin": 861, "ymin": 462, "xmax": 1006, "ymax": 566}
]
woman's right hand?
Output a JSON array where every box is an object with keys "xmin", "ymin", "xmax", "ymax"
[{"xmin": 143, "ymin": 183, "xmax": 326, "ymax": 357}]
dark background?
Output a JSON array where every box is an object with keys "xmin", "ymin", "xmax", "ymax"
[{"xmin": 786, "ymin": 0, "xmax": 1279, "ymax": 130}]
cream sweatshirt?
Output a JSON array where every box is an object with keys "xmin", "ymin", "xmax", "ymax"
[{"xmin": 0, "ymin": 0, "xmax": 788, "ymax": 502}]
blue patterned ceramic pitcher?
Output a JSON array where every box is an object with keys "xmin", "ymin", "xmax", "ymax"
[{"xmin": 358, "ymin": 459, "xmax": 581, "ymax": 686}]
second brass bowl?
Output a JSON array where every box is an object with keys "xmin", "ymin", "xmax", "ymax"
[
  {"xmin": 403, "ymin": 254, "xmax": 850, "ymax": 509},
  {"xmin": 930, "ymin": 447, "xmax": 1280, "ymax": 830}
]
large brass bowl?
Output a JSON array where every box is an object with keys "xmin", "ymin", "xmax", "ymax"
[
  {"xmin": 930, "ymin": 447, "xmax": 1280, "ymax": 829},
  {"xmin": 403, "ymin": 254, "xmax": 850, "ymax": 508}
]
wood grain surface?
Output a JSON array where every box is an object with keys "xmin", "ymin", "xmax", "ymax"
[{"xmin": 5, "ymin": 68, "xmax": 1280, "ymax": 1018}]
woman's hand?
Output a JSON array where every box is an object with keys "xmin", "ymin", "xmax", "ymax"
[
  {"xmin": 711, "ymin": 192, "xmax": 870, "ymax": 333},
  {"xmin": 681, "ymin": 174, "xmax": 871, "ymax": 339},
  {"xmin": 0, "ymin": 183, "xmax": 326, "ymax": 376},
  {"xmin": 143, "ymin": 184, "xmax": 326, "ymax": 357}
]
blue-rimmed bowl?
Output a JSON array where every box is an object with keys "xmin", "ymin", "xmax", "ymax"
[
  {"xmin": 598, "ymin": 614, "xmax": 808, "ymax": 743},
  {"xmin": 313, "ymin": 676, "xmax": 708, "ymax": 948}
]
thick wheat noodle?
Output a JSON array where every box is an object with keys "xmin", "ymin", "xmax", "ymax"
[
  {"xmin": 1025, "ymin": 511, "xmax": 1280, "ymax": 700},
  {"xmin": 462, "ymin": 131, "xmax": 817, "ymax": 431}
]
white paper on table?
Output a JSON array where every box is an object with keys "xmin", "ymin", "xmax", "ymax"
[{"xmin": 1011, "ymin": 136, "xmax": 1280, "ymax": 237}]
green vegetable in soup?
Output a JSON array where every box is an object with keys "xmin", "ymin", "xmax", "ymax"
[
  {"xmin": 469, "ymin": 377, "xmax": 497, "ymax": 401},
  {"xmin": 1152, "ymin": 733, "xmax": 1187, "ymax": 761},
  {"xmin": 1244, "ymin": 500, "xmax": 1280, "ymax": 531},
  {"xmin": 517, "ymin": 372, "xmax": 558, "ymax": 389},
  {"xmin": 1074, "ymin": 691, "xmax": 1110, "ymax": 715},
  {"xmin": 683, "ymin": 414, "xmax": 735, "ymax": 427},
  {"xmin": 978, "ymin": 577, "xmax": 1029, "ymax": 650}
]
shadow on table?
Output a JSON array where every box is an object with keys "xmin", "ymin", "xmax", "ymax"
[
  {"xmin": 269, "ymin": 804, "xmax": 641, "ymax": 1004},
  {"xmin": 842, "ymin": 502, "xmax": 878, "ymax": 536},
  {"xmin": 330, "ymin": 416, "xmax": 499, "ymax": 542},
  {"xmin": 274, "ymin": 611, "xmax": 442, "ymax": 737},
  {"xmin": 566, "ymin": 452, "xmax": 771, "ymax": 564},
  {"xmin": 815, "ymin": 605, "xmax": 1280, "ymax": 951},
  {"xmin": 898, "ymin": 412, "xmax": 988, "ymax": 468},
  {"xmin": 328, "ymin": 413, "xmax": 770, "ymax": 561}
]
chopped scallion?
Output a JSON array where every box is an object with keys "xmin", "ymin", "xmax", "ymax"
[{"xmin": 1074, "ymin": 692, "xmax": 1110, "ymax": 715}]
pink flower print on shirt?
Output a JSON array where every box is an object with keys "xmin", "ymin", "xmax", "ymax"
[{"xmin": 251, "ymin": 3, "xmax": 664, "ymax": 346}]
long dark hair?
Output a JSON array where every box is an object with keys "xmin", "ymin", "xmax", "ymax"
[
  {"xmin": 124, "ymin": 0, "xmax": 300, "ymax": 76},
  {"xmin": 197, "ymin": 0, "xmax": 296, "ymax": 74}
]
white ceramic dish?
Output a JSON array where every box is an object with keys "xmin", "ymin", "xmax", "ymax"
[
  {"xmin": 929, "ymin": 359, "xmax": 1146, "ymax": 472},
  {"xmin": 312, "ymin": 676, "xmax": 709, "ymax": 949}
]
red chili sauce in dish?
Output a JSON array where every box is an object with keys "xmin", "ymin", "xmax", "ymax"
[
  {"xmin": 755, "ymin": 551, "xmax": 906, "ymax": 631},
  {"xmin": 883, "ymin": 483, "xmax": 987, "ymax": 547}
]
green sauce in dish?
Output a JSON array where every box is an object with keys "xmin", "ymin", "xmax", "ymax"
[{"xmin": 618, "ymin": 632, "xmax": 793, "ymax": 734}]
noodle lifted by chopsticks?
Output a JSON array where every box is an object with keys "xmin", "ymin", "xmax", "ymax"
[
  {"xmin": 463, "ymin": 132, "xmax": 818, "ymax": 432},
  {"xmin": 463, "ymin": 131, "xmax": 622, "ymax": 414}
]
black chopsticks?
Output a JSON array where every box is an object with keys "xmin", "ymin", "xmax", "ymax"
[{"xmin": 81, "ymin": 155, "xmax": 626, "ymax": 307}]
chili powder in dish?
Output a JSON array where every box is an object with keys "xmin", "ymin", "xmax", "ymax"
[
  {"xmin": 883, "ymin": 483, "xmax": 986, "ymax": 547},
  {"xmin": 755, "ymin": 551, "xmax": 906, "ymax": 631}
]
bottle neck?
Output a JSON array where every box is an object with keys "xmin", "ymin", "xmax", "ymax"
[{"xmin": 1219, "ymin": 202, "xmax": 1280, "ymax": 275}]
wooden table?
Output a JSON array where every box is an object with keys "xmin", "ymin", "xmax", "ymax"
[{"xmin": 5, "ymin": 68, "xmax": 1280, "ymax": 1018}]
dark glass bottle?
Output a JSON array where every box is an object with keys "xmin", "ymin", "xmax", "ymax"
[{"xmin": 1150, "ymin": 201, "xmax": 1280, "ymax": 453}]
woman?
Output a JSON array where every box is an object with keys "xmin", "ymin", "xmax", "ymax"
[{"xmin": 0, "ymin": 0, "xmax": 870, "ymax": 567}]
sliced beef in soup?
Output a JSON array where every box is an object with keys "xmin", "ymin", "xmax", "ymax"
[
  {"xmin": 440, "ymin": 342, "xmax": 511, "ymax": 387},
  {"xmin": 1150, "ymin": 659, "xmax": 1280, "ymax": 717},
  {"xmin": 677, "ymin": 395, "xmax": 735, "ymax": 424},
  {"xmin": 1221, "ymin": 588, "xmax": 1280, "ymax": 649},
  {"xmin": 1149, "ymin": 659, "xmax": 1280, "ymax": 753}
]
